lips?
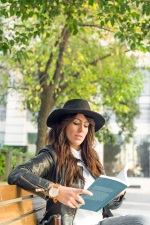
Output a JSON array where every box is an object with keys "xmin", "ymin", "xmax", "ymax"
[{"xmin": 75, "ymin": 135, "xmax": 83, "ymax": 140}]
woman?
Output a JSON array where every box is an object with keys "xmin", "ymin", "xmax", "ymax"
[{"xmin": 8, "ymin": 99, "xmax": 149, "ymax": 225}]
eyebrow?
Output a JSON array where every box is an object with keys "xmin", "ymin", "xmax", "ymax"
[{"xmin": 74, "ymin": 117, "xmax": 89, "ymax": 124}]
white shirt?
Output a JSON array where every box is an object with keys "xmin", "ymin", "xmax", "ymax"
[{"xmin": 71, "ymin": 148, "xmax": 103, "ymax": 225}]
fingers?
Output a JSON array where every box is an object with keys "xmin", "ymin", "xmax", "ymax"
[
  {"xmin": 76, "ymin": 195, "xmax": 85, "ymax": 205},
  {"xmin": 69, "ymin": 189, "xmax": 93, "ymax": 208},
  {"xmin": 80, "ymin": 189, "xmax": 93, "ymax": 196},
  {"xmin": 68, "ymin": 200, "xmax": 77, "ymax": 208},
  {"xmin": 67, "ymin": 196, "xmax": 85, "ymax": 208},
  {"xmin": 57, "ymin": 186, "xmax": 93, "ymax": 208}
]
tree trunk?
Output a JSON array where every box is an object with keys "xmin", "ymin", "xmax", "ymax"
[
  {"xmin": 36, "ymin": 28, "xmax": 70, "ymax": 154},
  {"xmin": 36, "ymin": 86, "xmax": 55, "ymax": 154}
]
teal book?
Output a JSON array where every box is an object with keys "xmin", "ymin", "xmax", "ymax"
[{"xmin": 80, "ymin": 164, "xmax": 130, "ymax": 212}]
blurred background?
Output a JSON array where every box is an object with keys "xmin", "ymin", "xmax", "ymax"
[{"xmin": 0, "ymin": 0, "xmax": 150, "ymax": 218}]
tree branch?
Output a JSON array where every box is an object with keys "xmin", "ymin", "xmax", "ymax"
[
  {"xmin": 52, "ymin": 28, "xmax": 70, "ymax": 86},
  {"xmin": 78, "ymin": 23, "xmax": 114, "ymax": 33},
  {"xmin": 89, "ymin": 49, "xmax": 130, "ymax": 66},
  {"xmin": 53, "ymin": 71, "xmax": 80, "ymax": 101},
  {"xmin": 44, "ymin": 39, "xmax": 59, "ymax": 75},
  {"xmin": 90, "ymin": 53, "xmax": 112, "ymax": 65}
]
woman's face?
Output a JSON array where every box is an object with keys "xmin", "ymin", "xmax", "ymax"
[{"xmin": 66, "ymin": 114, "xmax": 89, "ymax": 150}]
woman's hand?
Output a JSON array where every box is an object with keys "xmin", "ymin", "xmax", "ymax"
[
  {"xmin": 57, "ymin": 185, "xmax": 93, "ymax": 208},
  {"xmin": 114, "ymin": 190, "xmax": 126, "ymax": 201}
]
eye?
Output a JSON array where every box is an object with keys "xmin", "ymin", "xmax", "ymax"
[{"xmin": 73, "ymin": 121, "xmax": 80, "ymax": 125}]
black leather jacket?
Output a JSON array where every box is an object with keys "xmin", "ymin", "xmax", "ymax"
[{"xmin": 8, "ymin": 146, "xmax": 124, "ymax": 225}]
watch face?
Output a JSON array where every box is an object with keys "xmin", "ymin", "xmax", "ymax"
[{"xmin": 49, "ymin": 187, "xmax": 58, "ymax": 197}]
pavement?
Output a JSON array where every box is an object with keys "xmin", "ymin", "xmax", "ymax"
[{"xmin": 113, "ymin": 177, "xmax": 150, "ymax": 219}]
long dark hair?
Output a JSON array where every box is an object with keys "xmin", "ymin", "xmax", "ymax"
[{"xmin": 46, "ymin": 114, "xmax": 104, "ymax": 187}]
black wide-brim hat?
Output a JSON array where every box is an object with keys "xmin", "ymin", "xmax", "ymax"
[{"xmin": 47, "ymin": 99, "xmax": 105, "ymax": 132}]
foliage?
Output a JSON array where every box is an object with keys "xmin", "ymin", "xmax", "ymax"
[
  {"xmin": 1, "ymin": 26, "xmax": 145, "ymax": 148},
  {"xmin": 0, "ymin": 146, "xmax": 33, "ymax": 178},
  {"xmin": 94, "ymin": 55, "xmax": 144, "ymax": 143},
  {"xmin": 0, "ymin": 0, "xmax": 150, "ymax": 60},
  {"xmin": 0, "ymin": 145, "xmax": 23, "ymax": 152},
  {"xmin": 0, "ymin": 68, "xmax": 9, "ymax": 104},
  {"xmin": 0, "ymin": 152, "xmax": 5, "ymax": 176},
  {"xmin": 0, "ymin": 2, "xmax": 147, "ymax": 151}
]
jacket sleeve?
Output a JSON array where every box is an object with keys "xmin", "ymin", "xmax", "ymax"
[
  {"xmin": 102, "ymin": 192, "xmax": 126, "ymax": 218},
  {"xmin": 8, "ymin": 149, "xmax": 56, "ymax": 198},
  {"xmin": 107, "ymin": 193, "xmax": 126, "ymax": 209}
]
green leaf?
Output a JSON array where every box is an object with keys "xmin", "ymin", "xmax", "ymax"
[
  {"xmin": 136, "ymin": 1, "xmax": 140, "ymax": 7},
  {"xmin": 0, "ymin": 29, "xmax": 3, "ymax": 35},
  {"xmin": 73, "ymin": 28, "xmax": 78, "ymax": 35},
  {"xmin": 1, "ymin": 44, "xmax": 8, "ymax": 55},
  {"xmin": 88, "ymin": 0, "xmax": 94, "ymax": 6},
  {"xmin": 130, "ymin": 43, "xmax": 136, "ymax": 50},
  {"xmin": 9, "ymin": 5, "xmax": 15, "ymax": 16},
  {"xmin": 10, "ymin": 40, "xmax": 14, "ymax": 46},
  {"xmin": 100, "ymin": 21, "xmax": 104, "ymax": 27},
  {"xmin": 119, "ymin": 26, "xmax": 124, "ymax": 32},
  {"xmin": 110, "ymin": 18, "xmax": 115, "ymax": 27}
]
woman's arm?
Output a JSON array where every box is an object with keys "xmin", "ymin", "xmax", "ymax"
[
  {"xmin": 8, "ymin": 151, "xmax": 55, "ymax": 198},
  {"xmin": 107, "ymin": 191, "xmax": 126, "ymax": 210}
]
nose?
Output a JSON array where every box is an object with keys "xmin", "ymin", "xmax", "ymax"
[{"xmin": 79, "ymin": 123, "xmax": 84, "ymax": 132}]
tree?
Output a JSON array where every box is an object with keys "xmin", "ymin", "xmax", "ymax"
[
  {"xmin": 0, "ymin": 2, "xmax": 146, "ymax": 153},
  {"xmin": 0, "ymin": 0, "xmax": 150, "ymax": 59},
  {"xmin": 0, "ymin": 17, "xmax": 144, "ymax": 153}
]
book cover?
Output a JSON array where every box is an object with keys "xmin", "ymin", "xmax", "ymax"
[{"xmin": 80, "ymin": 164, "xmax": 130, "ymax": 212}]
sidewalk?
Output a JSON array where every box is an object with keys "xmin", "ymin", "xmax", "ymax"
[{"xmin": 113, "ymin": 177, "xmax": 150, "ymax": 218}]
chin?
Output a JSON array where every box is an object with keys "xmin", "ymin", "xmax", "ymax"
[{"xmin": 73, "ymin": 142, "xmax": 82, "ymax": 148}]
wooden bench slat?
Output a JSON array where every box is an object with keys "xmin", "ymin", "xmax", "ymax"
[
  {"xmin": 11, "ymin": 214, "xmax": 37, "ymax": 225},
  {"xmin": 0, "ymin": 184, "xmax": 61, "ymax": 225},
  {"xmin": 0, "ymin": 197, "xmax": 45, "ymax": 223},
  {"xmin": 0, "ymin": 185, "xmax": 31, "ymax": 201},
  {"xmin": 1, "ymin": 213, "xmax": 38, "ymax": 225}
]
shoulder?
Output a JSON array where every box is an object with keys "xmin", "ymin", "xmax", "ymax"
[{"xmin": 38, "ymin": 145, "xmax": 57, "ymax": 159}]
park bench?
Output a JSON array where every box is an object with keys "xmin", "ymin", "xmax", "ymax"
[{"xmin": 0, "ymin": 184, "xmax": 61, "ymax": 225}]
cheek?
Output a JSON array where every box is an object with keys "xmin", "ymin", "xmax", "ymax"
[
  {"xmin": 66, "ymin": 125, "xmax": 73, "ymax": 139},
  {"xmin": 66, "ymin": 127, "xmax": 70, "ymax": 140},
  {"xmin": 83, "ymin": 128, "xmax": 88, "ymax": 138},
  {"xmin": 85, "ymin": 129, "xmax": 88, "ymax": 137}
]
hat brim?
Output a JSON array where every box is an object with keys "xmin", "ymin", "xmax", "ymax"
[{"xmin": 47, "ymin": 109, "xmax": 105, "ymax": 132}]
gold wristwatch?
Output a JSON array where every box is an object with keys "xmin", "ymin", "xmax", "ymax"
[{"xmin": 48, "ymin": 183, "xmax": 60, "ymax": 203}]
